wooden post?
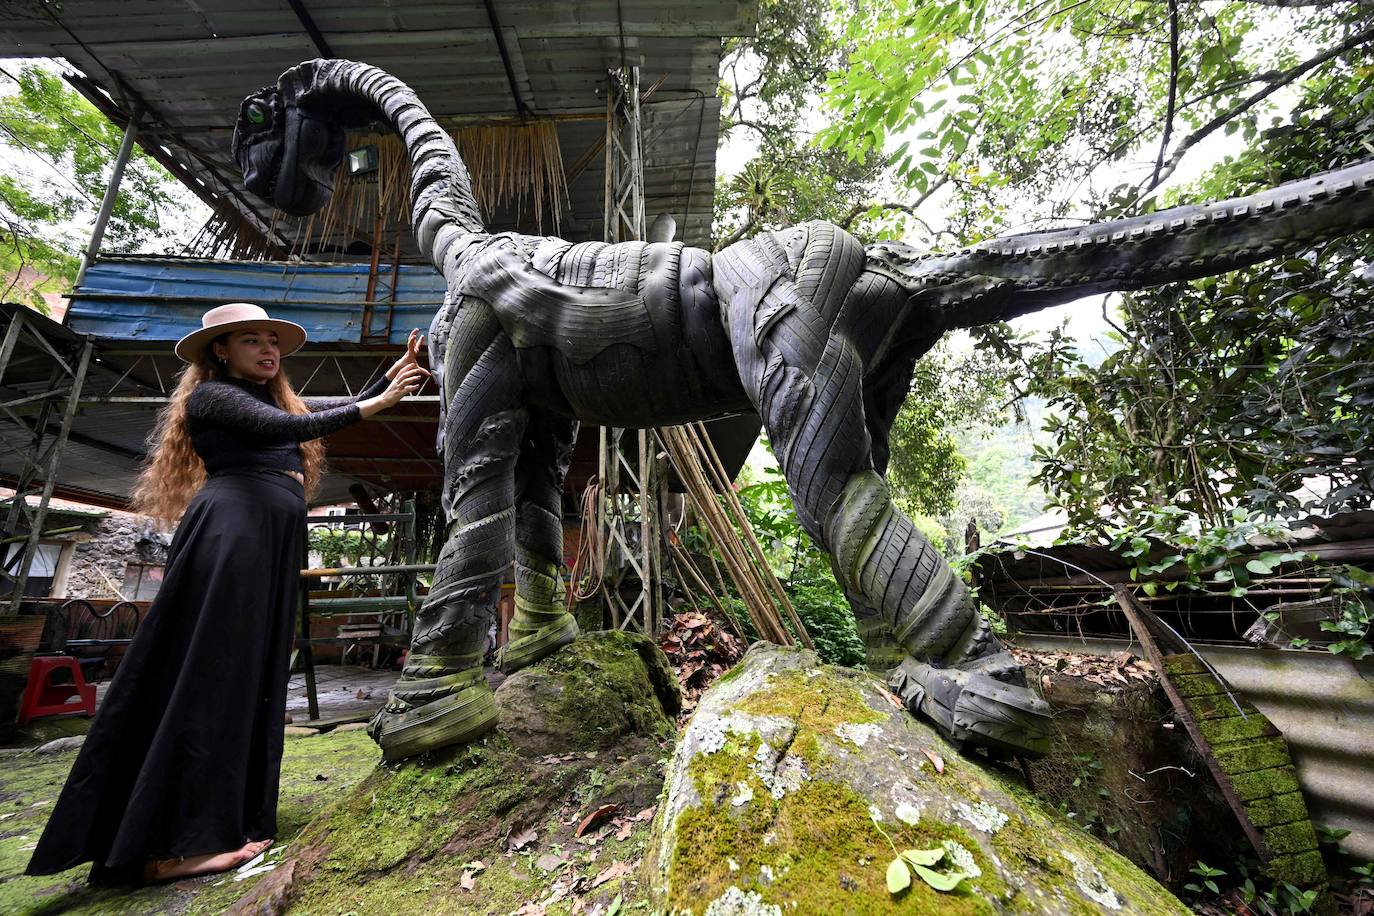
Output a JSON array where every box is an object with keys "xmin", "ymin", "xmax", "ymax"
[{"xmin": 1113, "ymin": 585, "xmax": 1269, "ymax": 861}]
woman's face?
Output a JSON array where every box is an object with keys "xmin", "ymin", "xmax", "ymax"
[{"xmin": 213, "ymin": 328, "xmax": 281, "ymax": 382}]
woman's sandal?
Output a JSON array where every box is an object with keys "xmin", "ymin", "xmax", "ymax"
[{"xmin": 142, "ymin": 838, "xmax": 273, "ymax": 884}]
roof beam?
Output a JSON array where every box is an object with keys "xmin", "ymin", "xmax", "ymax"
[
  {"xmin": 482, "ymin": 0, "xmax": 533, "ymax": 117},
  {"xmin": 286, "ymin": 0, "xmax": 336, "ymax": 58}
]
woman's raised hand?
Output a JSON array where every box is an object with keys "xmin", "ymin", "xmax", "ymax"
[
  {"xmin": 386, "ymin": 329, "xmax": 430, "ymax": 380},
  {"xmin": 360, "ymin": 363, "xmax": 428, "ymax": 417}
]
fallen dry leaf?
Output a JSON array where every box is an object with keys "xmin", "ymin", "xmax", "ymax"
[
  {"xmin": 631, "ymin": 805, "xmax": 657, "ymax": 822},
  {"xmin": 875, "ymin": 685, "xmax": 906, "ymax": 711},
  {"xmin": 592, "ymin": 860, "xmax": 635, "ymax": 888},
  {"xmin": 460, "ymin": 871, "xmax": 477, "ymax": 891},
  {"xmin": 614, "ymin": 819, "xmax": 633, "ymax": 841},
  {"xmin": 507, "ymin": 825, "xmax": 538, "ymax": 851},
  {"xmin": 922, "ymin": 748, "xmax": 945, "ymax": 774},
  {"xmin": 577, "ymin": 804, "xmax": 621, "ymax": 837}
]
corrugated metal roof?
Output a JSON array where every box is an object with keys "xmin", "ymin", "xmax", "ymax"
[{"xmin": 0, "ymin": 1, "xmax": 751, "ymax": 252}]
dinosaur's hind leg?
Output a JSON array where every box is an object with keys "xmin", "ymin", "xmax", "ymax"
[
  {"xmin": 497, "ymin": 410, "xmax": 580, "ymax": 672},
  {"xmin": 747, "ymin": 333, "xmax": 1050, "ymax": 758},
  {"xmin": 369, "ymin": 303, "xmax": 526, "ymax": 760}
]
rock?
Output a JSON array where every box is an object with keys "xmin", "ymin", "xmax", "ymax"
[
  {"xmin": 535, "ymin": 853, "xmax": 565, "ymax": 872},
  {"xmin": 284, "ymin": 726, "xmax": 319, "ymax": 738},
  {"xmin": 1026, "ymin": 660, "xmax": 1242, "ymax": 883},
  {"xmin": 650, "ymin": 643, "xmax": 1188, "ymax": 915},
  {"xmin": 495, "ymin": 630, "xmax": 680, "ymax": 756},
  {"xmin": 229, "ymin": 632, "xmax": 678, "ymax": 914},
  {"xmin": 33, "ymin": 736, "xmax": 85, "ymax": 754}
]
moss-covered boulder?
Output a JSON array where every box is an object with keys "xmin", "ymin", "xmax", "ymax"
[
  {"xmin": 496, "ymin": 629, "xmax": 681, "ymax": 755},
  {"xmin": 651, "ymin": 643, "xmax": 1189, "ymax": 915},
  {"xmin": 229, "ymin": 631, "xmax": 679, "ymax": 914}
]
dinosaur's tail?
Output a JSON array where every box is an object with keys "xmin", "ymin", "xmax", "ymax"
[{"xmin": 914, "ymin": 159, "xmax": 1374, "ymax": 328}]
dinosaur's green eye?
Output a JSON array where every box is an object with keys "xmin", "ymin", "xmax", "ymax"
[{"xmin": 246, "ymin": 102, "xmax": 268, "ymax": 126}]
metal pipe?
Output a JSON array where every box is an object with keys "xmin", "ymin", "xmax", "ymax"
[
  {"xmin": 299, "ymin": 563, "xmax": 436, "ymax": 579},
  {"xmin": 77, "ymin": 105, "xmax": 142, "ymax": 287}
]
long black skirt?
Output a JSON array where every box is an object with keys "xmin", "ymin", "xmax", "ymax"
[{"xmin": 26, "ymin": 470, "xmax": 306, "ymax": 878}]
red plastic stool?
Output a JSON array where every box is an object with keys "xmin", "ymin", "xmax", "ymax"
[{"xmin": 17, "ymin": 656, "xmax": 96, "ymax": 725}]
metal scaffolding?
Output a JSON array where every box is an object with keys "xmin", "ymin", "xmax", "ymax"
[
  {"xmin": 0, "ymin": 305, "xmax": 94, "ymax": 612},
  {"xmin": 597, "ymin": 66, "xmax": 664, "ymax": 634}
]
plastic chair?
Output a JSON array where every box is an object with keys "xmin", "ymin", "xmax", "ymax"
[{"xmin": 17, "ymin": 656, "xmax": 96, "ymax": 725}]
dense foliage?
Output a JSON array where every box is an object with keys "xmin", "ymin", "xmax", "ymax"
[
  {"xmin": 1029, "ymin": 28, "xmax": 1374, "ymax": 528},
  {"xmin": 734, "ymin": 464, "xmax": 869, "ymax": 667},
  {"xmin": 0, "ymin": 64, "xmax": 186, "ymax": 309},
  {"xmin": 817, "ymin": 0, "xmax": 1374, "ymax": 529}
]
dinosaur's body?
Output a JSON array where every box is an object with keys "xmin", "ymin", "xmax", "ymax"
[{"xmin": 235, "ymin": 59, "xmax": 1374, "ymax": 762}]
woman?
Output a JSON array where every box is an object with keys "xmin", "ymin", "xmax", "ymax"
[{"xmin": 25, "ymin": 302, "xmax": 428, "ymax": 883}]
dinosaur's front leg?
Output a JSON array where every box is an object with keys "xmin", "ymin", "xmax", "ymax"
[
  {"xmin": 498, "ymin": 410, "xmax": 581, "ymax": 672},
  {"xmin": 369, "ymin": 301, "xmax": 526, "ymax": 761}
]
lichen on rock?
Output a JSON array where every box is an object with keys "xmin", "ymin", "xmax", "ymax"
[{"xmin": 651, "ymin": 643, "xmax": 1190, "ymax": 915}]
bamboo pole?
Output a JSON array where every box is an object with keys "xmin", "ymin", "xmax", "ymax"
[
  {"xmin": 658, "ymin": 425, "xmax": 804, "ymax": 646},
  {"xmin": 682, "ymin": 423, "xmax": 814, "ymax": 650}
]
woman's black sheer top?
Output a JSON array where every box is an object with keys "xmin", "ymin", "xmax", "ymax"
[{"xmin": 186, "ymin": 375, "xmax": 389, "ymax": 475}]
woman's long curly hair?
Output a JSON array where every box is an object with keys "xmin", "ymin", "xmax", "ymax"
[{"xmin": 131, "ymin": 339, "xmax": 325, "ymax": 524}]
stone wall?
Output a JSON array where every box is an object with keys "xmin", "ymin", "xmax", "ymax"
[{"xmin": 63, "ymin": 513, "xmax": 170, "ymax": 601}]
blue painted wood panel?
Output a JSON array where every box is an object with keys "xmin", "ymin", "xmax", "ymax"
[{"xmin": 67, "ymin": 257, "xmax": 447, "ymax": 346}]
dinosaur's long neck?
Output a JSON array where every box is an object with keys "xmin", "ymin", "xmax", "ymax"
[
  {"xmin": 885, "ymin": 159, "xmax": 1374, "ymax": 328},
  {"xmin": 283, "ymin": 59, "xmax": 487, "ymax": 274}
]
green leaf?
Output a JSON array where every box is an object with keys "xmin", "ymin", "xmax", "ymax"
[
  {"xmin": 912, "ymin": 863, "xmax": 969, "ymax": 892},
  {"xmin": 887, "ymin": 857, "xmax": 912, "ymax": 894},
  {"xmin": 901, "ymin": 848, "xmax": 945, "ymax": 867}
]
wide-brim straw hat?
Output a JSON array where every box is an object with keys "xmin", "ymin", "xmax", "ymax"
[{"xmin": 175, "ymin": 302, "xmax": 307, "ymax": 363}]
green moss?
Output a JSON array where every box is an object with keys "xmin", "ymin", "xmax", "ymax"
[
  {"xmin": 1261, "ymin": 820, "xmax": 1318, "ymax": 857},
  {"xmin": 1245, "ymin": 791, "xmax": 1309, "ymax": 829},
  {"xmin": 1170, "ymin": 674, "xmax": 1229, "ymax": 699},
  {"xmin": 1211, "ymin": 737, "xmax": 1293, "ymax": 774},
  {"xmin": 669, "ymin": 777, "xmax": 1003, "ymax": 916},
  {"xmin": 1194, "ymin": 713, "xmax": 1278, "ymax": 745},
  {"xmin": 993, "ymin": 781, "xmax": 1190, "ymax": 916},
  {"xmin": 0, "ymin": 730, "xmax": 379, "ymax": 916},
  {"xmin": 734, "ymin": 667, "xmax": 885, "ymax": 733},
  {"xmin": 1266, "ymin": 850, "xmax": 1327, "ymax": 887},
  {"xmin": 1162, "ymin": 654, "xmax": 1208, "ymax": 676},
  {"xmin": 686, "ymin": 730, "xmax": 766, "ymax": 801},
  {"xmin": 503, "ymin": 631, "xmax": 676, "ymax": 750},
  {"xmin": 1229, "ymin": 765, "xmax": 1300, "ymax": 802},
  {"xmin": 286, "ymin": 735, "xmax": 661, "ymax": 914},
  {"xmin": 714, "ymin": 659, "xmax": 749, "ymax": 685},
  {"xmin": 311, "ymin": 735, "xmax": 536, "ymax": 876},
  {"xmin": 1180, "ymin": 693, "xmax": 1253, "ymax": 720}
]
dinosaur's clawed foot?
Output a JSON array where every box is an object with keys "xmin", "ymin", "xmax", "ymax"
[
  {"xmin": 496, "ymin": 613, "xmax": 579, "ymax": 673},
  {"xmin": 888, "ymin": 652, "xmax": 1052, "ymax": 759},
  {"xmin": 368, "ymin": 680, "xmax": 498, "ymax": 762}
]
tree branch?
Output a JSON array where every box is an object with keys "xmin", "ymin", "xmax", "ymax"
[
  {"xmin": 838, "ymin": 174, "xmax": 948, "ymax": 231},
  {"xmin": 1151, "ymin": 0, "xmax": 1180, "ymax": 190},
  {"xmin": 1142, "ymin": 21, "xmax": 1374, "ymax": 197},
  {"xmin": 714, "ymin": 213, "xmax": 758, "ymax": 252}
]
